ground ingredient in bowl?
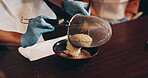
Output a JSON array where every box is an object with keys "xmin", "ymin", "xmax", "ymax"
[
  {"xmin": 61, "ymin": 34, "xmax": 92, "ymax": 58},
  {"xmin": 69, "ymin": 34, "xmax": 92, "ymax": 47},
  {"xmin": 61, "ymin": 49, "xmax": 91, "ymax": 59},
  {"xmin": 66, "ymin": 41, "xmax": 81, "ymax": 57}
]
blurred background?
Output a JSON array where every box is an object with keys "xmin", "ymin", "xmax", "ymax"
[{"xmin": 139, "ymin": 0, "xmax": 148, "ymax": 16}]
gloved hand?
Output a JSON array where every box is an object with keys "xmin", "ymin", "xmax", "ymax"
[
  {"xmin": 109, "ymin": 17, "xmax": 129, "ymax": 25},
  {"xmin": 64, "ymin": 0, "xmax": 91, "ymax": 16},
  {"xmin": 21, "ymin": 15, "xmax": 55, "ymax": 48}
]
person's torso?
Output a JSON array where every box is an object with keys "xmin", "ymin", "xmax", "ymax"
[
  {"xmin": 0, "ymin": 0, "xmax": 56, "ymax": 33},
  {"xmin": 91, "ymin": 0, "xmax": 129, "ymax": 21}
]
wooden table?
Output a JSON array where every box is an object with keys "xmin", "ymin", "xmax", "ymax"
[{"xmin": 0, "ymin": 16, "xmax": 148, "ymax": 78}]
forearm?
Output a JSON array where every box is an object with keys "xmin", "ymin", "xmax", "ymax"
[
  {"xmin": 48, "ymin": 0, "xmax": 63, "ymax": 8},
  {"xmin": 125, "ymin": 0, "xmax": 140, "ymax": 20},
  {"xmin": 0, "ymin": 30, "xmax": 22, "ymax": 46}
]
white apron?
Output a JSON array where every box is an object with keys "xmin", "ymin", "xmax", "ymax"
[
  {"xmin": 0, "ymin": 0, "xmax": 56, "ymax": 42},
  {"xmin": 92, "ymin": 0, "xmax": 129, "ymax": 21}
]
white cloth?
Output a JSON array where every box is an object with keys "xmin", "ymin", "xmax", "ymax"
[
  {"xmin": 0, "ymin": 0, "xmax": 56, "ymax": 42},
  {"xmin": 18, "ymin": 36, "xmax": 68, "ymax": 61},
  {"xmin": 92, "ymin": 0, "xmax": 129, "ymax": 21}
]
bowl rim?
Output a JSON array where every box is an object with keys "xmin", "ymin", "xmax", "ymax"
[{"xmin": 53, "ymin": 39, "xmax": 99, "ymax": 60}]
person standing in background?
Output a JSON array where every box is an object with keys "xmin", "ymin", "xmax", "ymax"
[{"xmin": 63, "ymin": 0, "xmax": 140, "ymax": 24}]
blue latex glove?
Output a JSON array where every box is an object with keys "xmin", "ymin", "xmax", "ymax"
[
  {"xmin": 109, "ymin": 17, "xmax": 129, "ymax": 25},
  {"xmin": 21, "ymin": 15, "xmax": 55, "ymax": 48},
  {"xmin": 64, "ymin": 0, "xmax": 91, "ymax": 16}
]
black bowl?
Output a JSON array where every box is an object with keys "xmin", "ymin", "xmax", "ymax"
[{"xmin": 53, "ymin": 39, "xmax": 99, "ymax": 66}]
